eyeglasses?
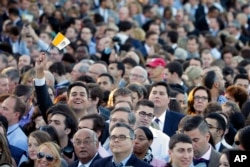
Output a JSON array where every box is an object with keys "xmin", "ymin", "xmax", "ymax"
[
  {"xmin": 73, "ymin": 140, "xmax": 96, "ymax": 146},
  {"xmin": 234, "ymin": 140, "xmax": 240, "ymax": 145},
  {"xmin": 138, "ymin": 111, "xmax": 154, "ymax": 119},
  {"xmin": 207, "ymin": 124, "xmax": 220, "ymax": 130},
  {"xmin": 37, "ymin": 152, "xmax": 55, "ymax": 162},
  {"xmin": 194, "ymin": 96, "xmax": 208, "ymax": 101},
  {"xmin": 130, "ymin": 73, "xmax": 145, "ymax": 79},
  {"xmin": 110, "ymin": 135, "xmax": 132, "ymax": 141}
]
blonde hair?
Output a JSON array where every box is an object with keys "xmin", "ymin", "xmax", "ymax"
[
  {"xmin": 130, "ymin": 28, "xmax": 145, "ymax": 41},
  {"xmin": 38, "ymin": 142, "xmax": 61, "ymax": 167}
]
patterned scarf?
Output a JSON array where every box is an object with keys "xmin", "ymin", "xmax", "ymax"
[{"xmin": 142, "ymin": 147, "xmax": 153, "ymax": 164}]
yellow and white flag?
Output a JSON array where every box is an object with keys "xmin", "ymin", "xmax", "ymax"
[{"xmin": 51, "ymin": 32, "xmax": 70, "ymax": 50}]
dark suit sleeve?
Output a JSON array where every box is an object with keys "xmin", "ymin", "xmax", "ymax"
[{"xmin": 35, "ymin": 84, "xmax": 53, "ymax": 123}]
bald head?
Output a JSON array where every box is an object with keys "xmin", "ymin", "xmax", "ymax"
[
  {"xmin": 87, "ymin": 63, "xmax": 107, "ymax": 81},
  {"xmin": 74, "ymin": 128, "xmax": 98, "ymax": 141}
]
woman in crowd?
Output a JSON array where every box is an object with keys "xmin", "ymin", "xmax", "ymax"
[
  {"xmin": 219, "ymin": 149, "xmax": 230, "ymax": 167},
  {"xmin": 35, "ymin": 142, "xmax": 61, "ymax": 167},
  {"xmin": 20, "ymin": 131, "xmax": 52, "ymax": 167},
  {"xmin": 186, "ymin": 86, "xmax": 211, "ymax": 116},
  {"xmin": 133, "ymin": 126, "xmax": 166, "ymax": 167},
  {"xmin": 0, "ymin": 133, "xmax": 15, "ymax": 167}
]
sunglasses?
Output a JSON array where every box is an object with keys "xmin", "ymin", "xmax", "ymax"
[{"xmin": 37, "ymin": 152, "xmax": 55, "ymax": 162}]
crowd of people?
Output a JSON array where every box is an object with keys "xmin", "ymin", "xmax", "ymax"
[{"xmin": 0, "ymin": 0, "xmax": 250, "ymax": 167}]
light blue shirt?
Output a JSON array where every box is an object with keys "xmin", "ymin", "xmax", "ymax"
[{"xmin": 7, "ymin": 123, "xmax": 28, "ymax": 152}]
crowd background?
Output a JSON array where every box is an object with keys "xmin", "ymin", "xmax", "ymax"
[{"xmin": 0, "ymin": 0, "xmax": 250, "ymax": 167}]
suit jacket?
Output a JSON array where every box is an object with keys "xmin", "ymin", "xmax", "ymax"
[
  {"xmin": 163, "ymin": 111, "xmax": 185, "ymax": 137},
  {"xmin": 208, "ymin": 147, "xmax": 221, "ymax": 167},
  {"xmin": 70, "ymin": 153, "xmax": 102, "ymax": 167},
  {"xmin": 92, "ymin": 154, "xmax": 153, "ymax": 167},
  {"xmin": 218, "ymin": 143, "xmax": 227, "ymax": 152},
  {"xmin": 137, "ymin": 42, "xmax": 148, "ymax": 58}
]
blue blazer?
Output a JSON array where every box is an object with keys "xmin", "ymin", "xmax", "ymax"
[
  {"xmin": 69, "ymin": 154, "xmax": 102, "ymax": 167},
  {"xmin": 163, "ymin": 111, "xmax": 185, "ymax": 137},
  {"xmin": 92, "ymin": 154, "xmax": 153, "ymax": 167}
]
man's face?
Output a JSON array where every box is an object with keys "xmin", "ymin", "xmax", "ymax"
[
  {"xmin": 177, "ymin": 27, "xmax": 186, "ymax": 38},
  {"xmin": 169, "ymin": 142, "xmax": 193, "ymax": 167},
  {"xmin": 97, "ymin": 76, "xmax": 113, "ymax": 91},
  {"xmin": 187, "ymin": 39, "xmax": 199, "ymax": 53},
  {"xmin": 201, "ymin": 53, "xmax": 213, "ymax": 68},
  {"xmin": 114, "ymin": 95, "xmax": 133, "ymax": 105},
  {"xmin": 66, "ymin": 27, "xmax": 77, "ymax": 40},
  {"xmin": 73, "ymin": 130, "xmax": 98, "ymax": 162},
  {"xmin": 163, "ymin": 68, "xmax": 173, "ymax": 83},
  {"xmin": 147, "ymin": 66, "xmax": 163, "ymax": 80},
  {"xmin": 0, "ymin": 78, "xmax": 9, "ymax": 94},
  {"xmin": 67, "ymin": 86, "xmax": 89, "ymax": 112},
  {"xmin": 135, "ymin": 105, "xmax": 154, "ymax": 127},
  {"xmin": 109, "ymin": 111, "xmax": 129, "ymax": 132},
  {"xmin": 193, "ymin": 89, "xmax": 209, "ymax": 114},
  {"xmin": 205, "ymin": 118, "xmax": 221, "ymax": 143},
  {"xmin": 149, "ymin": 85, "xmax": 169, "ymax": 109},
  {"xmin": 18, "ymin": 55, "xmax": 31, "ymax": 70},
  {"xmin": 129, "ymin": 68, "xmax": 146, "ymax": 84},
  {"xmin": 146, "ymin": 34, "xmax": 158, "ymax": 46},
  {"xmin": 48, "ymin": 114, "xmax": 69, "ymax": 138},
  {"xmin": 108, "ymin": 63, "xmax": 118, "ymax": 78},
  {"xmin": 0, "ymin": 97, "xmax": 18, "ymax": 125},
  {"xmin": 50, "ymin": 48, "xmax": 62, "ymax": 62},
  {"xmin": 81, "ymin": 27, "xmax": 92, "ymax": 42},
  {"xmin": 78, "ymin": 119, "xmax": 94, "ymax": 130},
  {"xmin": 184, "ymin": 128, "xmax": 210, "ymax": 158},
  {"xmin": 234, "ymin": 79, "xmax": 249, "ymax": 91},
  {"xmin": 124, "ymin": 64, "xmax": 133, "ymax": 80},
  {"xmin": 110, "ymin": 127, "xmax": 134, "ymax": 155},
  {"xmin": 131, "ymin": 92, "xmax": 140, "ymax": 108},
  {"xmin": 189, "ymin": 59, "xmax": 201, "ymax": 67}
]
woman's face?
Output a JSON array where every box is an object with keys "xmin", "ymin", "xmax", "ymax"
[
  {"xmin": 219, "ymin": 153, "xmax": 229, "ymax": 167},
  {"xmin": 28, "ymin": 136, "xmax": 39, "ymax": 160},
  {"xmin": 193, "ymin": 89, "xmax": 209, "ymax": 115},
  {"xmin": 36, "ymin": 145, "xmax": 57, "ymax": 167},
  {"xmin": 133, "ymin": 129, "xmax": 152, "ymax": 155}
]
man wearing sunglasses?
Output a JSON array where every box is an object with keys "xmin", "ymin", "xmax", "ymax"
[
  {"xmin": 92, "ymin": 122, "xmax": 152, "ymax": 167},
  {"xmin": 134, "ymin": 99, "xmax": 170, "ymax": 161}
]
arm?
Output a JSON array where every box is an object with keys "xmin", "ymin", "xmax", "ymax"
[{"xmin": 34, "ymin": 52, "xmax": 53, "ymax": 123}]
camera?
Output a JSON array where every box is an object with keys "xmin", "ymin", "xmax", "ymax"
[{"xmin": 62, "ymin": 146, "xmax": 74, "ymax": 158}]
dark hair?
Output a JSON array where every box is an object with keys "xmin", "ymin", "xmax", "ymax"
[
  {"xmin": 29, "ymin": 131, "xmax": 52, "ymax": 145},
  {"xmin": 166, "ymin": 61, "xmax": 183, "ymax": 78},
  {"xmin": 203, "ymin": 71, "xmax": 217, "ymax": 89},
  {"xmin": 151, "ymin": 81, "xmax": 171, "ymax": 96},
  {"xmin": 87, "ymin": 83, "xmax": 103, "ymax": 106},
  {"xmin": 48, "ymin": 62, "xmax": 66, "ymax": 76},
  {"xmin": 79, "ymin": 113, "xmax": 105, "ymax": 140},
  {"xmin": 135, "ymin": 126, "xmax": 153, "ymax": 141},
  {"xmin": 13, "ymin": 84, "xmax": 33, "ymax": 98},
  {"xmin": 76, "ymin": 75, "xmax": 96, "ymax": 83},
  {"xmin": 241, "ymin": 100, "xmax": 250, "ymax": 119},
  {"xmin": 135, "ymin": 99, "xmax": 154, "ymax": 111},
  {"xmin": 182, "ymin": 115, "xmax": 209, "ymax": 134},
  {"xmin": 239, "ymin": 126, "xmax": 250, "ymax": 150},
  {"xmin": 98, "ymin": 73, "xmax": 115, "ymax": 84},
  {"xmin": 169, "ymin": 133, "xmax": 192, "ymax": 150},
  {"xmin": 40, "ymin": 125, "xmax": 60, "ymax": 145},
  {"xmin": 48, "ymin": 105, "xmax": 78, "ymax": 139},
  {"xmin": 122, "ymin": 58, "xmax": 138, "ymax": 67},
  {"xmin": 118, "ymin": 21, "xmax": 132, "ymax": 32},
  {"xmin": 204, "ymin": 101, "xmax": 222, "ymax": 116},
  {"xmin": 167, "ymin": 31, "xmax": 178, "ymax": 43},
  {"xmin": 67, "ymin": 81, "xmax": 89, "ymax": 98},
  {"xmin": 145, "ymin": 31, "xmax": 158, "ymax": 39},
  {"xmin": 206, "ymin": 112, "xmax": 226, "ymax": 136},
  {"xmin": 233, "ymin": 74, "xmax": 249, "ymax": 84}
]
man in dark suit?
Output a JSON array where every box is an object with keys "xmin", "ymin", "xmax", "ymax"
[
  {"xmin": 70, "ymin": 128, "xmax": 102, "ymax": 167},
  {"xmin": 92, "ymin": 122, "xmax": 152, "ymax": 167},
  {"xmin": 149, "ymin": 81, "xmax": 184, "ymax": 137},
  {"xmin": 182, "ymin": 115, "xmax": 221, "ymax": 167},
  {"xmin": 205, "ymin": 113, "xmax": 230, "ymax": 152}
]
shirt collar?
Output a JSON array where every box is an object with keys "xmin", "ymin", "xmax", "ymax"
[
  {"xmin": 78, "ymin": 153, "xmax": 98, "ymax": 167},
  {"xmin": 112, "ymin": 153, "xmax": 132, "ymax": 166},
  {"xmin": 200, "ymin": 144, "xmax": 212, "ymax": 160}
]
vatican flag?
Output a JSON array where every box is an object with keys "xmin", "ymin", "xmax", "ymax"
[{"xmin": 51, "ymin": 32, "xmax": 70, "ymax": 50}]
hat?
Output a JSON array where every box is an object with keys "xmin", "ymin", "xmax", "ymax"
[
  {"xmin": 0, "ymin": 115, "xmax": 8, "ymax": 131},
  {"xmin": 146, "ymin": 58, "xmax": 166, "ymax": 68}
]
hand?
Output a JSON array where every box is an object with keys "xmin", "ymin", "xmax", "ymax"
[{"xmin": 35, "ymin": 52, "xmax": 47, "ymax": 78}]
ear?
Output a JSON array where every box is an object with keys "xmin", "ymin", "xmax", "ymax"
[
  {"xmin": 148, "ymin": 140, "xmax": 153, "ymax": 146},
  {"xmin": 205, "ymin": 132, "xmax": 210, "ymax": 142},
  {"xmin": 65, "ymin": 128, "xmax": 71, "ymax": 135},
  {"xmin": 96, "ymin": 130, "xmax": 102, "ymax": 138}
]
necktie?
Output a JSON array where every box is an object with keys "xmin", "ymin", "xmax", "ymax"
[
  {"xmin": 154, "ymin": 118, "xmax": 160, "ymax": 125},
  {"xmin": 113, "ymin": 162, "xmax": 123, "ymax": 167},
  {"xmin": 193, "ymin": 158, "xmax": 209, "ymax": 166}
]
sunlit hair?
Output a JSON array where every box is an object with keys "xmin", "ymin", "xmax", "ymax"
[{"xmin": 37, "ymin": 142, "xmax": 61, "ymax": 166}]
